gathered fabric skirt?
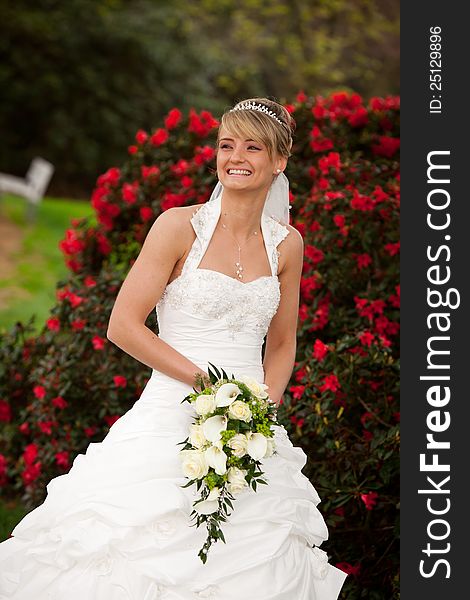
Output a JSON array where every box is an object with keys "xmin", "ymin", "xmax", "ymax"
[{"xmin": 0, "ymin": 370, "xmax": 347, "ymax": 599}]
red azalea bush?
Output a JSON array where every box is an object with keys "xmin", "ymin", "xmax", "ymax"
[{"xmin": 0, "ymin": 91, "xmax": 399, "ymax": 599}]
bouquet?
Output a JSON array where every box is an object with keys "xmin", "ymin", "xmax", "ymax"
[{"xmin": 177, "ymin": 362, "xmax": 279, "ymax": 563}]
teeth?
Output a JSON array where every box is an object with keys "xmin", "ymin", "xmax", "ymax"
[{"xmin": 228, "ymin": 169, "xmax": 251, "ymax": 175}]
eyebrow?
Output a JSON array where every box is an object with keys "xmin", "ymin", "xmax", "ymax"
[{"xmin": 219, "ymin": 138, "xmax": 262, "ymax": 143}]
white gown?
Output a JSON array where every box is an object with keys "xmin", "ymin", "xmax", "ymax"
[{"xmin": 0, "ymin": 194, "xmax": 347, "ymax": 599}]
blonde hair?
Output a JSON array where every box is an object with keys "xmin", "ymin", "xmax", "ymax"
[{"xmin": 216, "ymin": 97, "xmax": 296, "ymax": 161}]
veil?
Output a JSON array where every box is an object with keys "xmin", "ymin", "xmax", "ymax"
[{"xmin": 206, "ymin": 172, "xmax": 291, "ymax": 226}]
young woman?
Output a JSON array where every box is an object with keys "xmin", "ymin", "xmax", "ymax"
[{"xmin": 0, "ymin": 98, "xmax": 347, "ymax": 599}]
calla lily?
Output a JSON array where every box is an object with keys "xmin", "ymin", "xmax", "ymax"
[
  {"xmin": 194, "ymin": 499, "xmax": 219, "ymax": 515},
  {"xmin": 204, "ymin": 445, "xmax": 228, "ymax": 475},
  {"xmin": 246, "ymin": 432, "xmax": 268, "ymax": 460},
  {"xmin": 202, "ymin": 415, "xmax": 227, "ymax": 443},
  {"xmin": 215, "ymin": 383, "xmax": 242, "ymax": 407}
]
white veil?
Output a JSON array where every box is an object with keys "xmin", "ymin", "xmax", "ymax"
[{"xmin": 206, "ymin": 172, "xmax": 291, "ymax": 226}]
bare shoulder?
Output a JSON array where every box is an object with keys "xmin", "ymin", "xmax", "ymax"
[
  {"xmin": 145, "ymin": 204, "xmax": 201, "ymax": 246},
  {"xmin": 278, "ymin": 223, "xmax": 304, "ymax": 274}
]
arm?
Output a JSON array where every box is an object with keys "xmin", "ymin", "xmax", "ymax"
[
  {"xmin": 106, "ymin": 207, "xmax": 210, "ymax": 391},
  {"xmin": 263, "ymin": 225, "xmax": 304, "ymax": 407}
]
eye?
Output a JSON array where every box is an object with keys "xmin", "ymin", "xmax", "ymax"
[{"xmin": 248, "ymin": 145, "xmax": 262, "ymax": 150}]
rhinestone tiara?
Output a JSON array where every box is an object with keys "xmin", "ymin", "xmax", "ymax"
[{"xmin": 230, "ymin": 101, "xmax": 284, "ymax": 125}]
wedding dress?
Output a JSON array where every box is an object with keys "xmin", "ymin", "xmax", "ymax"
[{"xmin": 0, "ymin": 193, "xmax": 347, "ymax": 599}]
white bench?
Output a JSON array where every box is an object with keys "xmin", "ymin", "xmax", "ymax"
[{"xmin": 0, "ymin": 157, "xmax": 54, "ymax": 222}]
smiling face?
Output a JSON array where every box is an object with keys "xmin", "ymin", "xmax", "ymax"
[{"xmin": 216, "ymin": 125, "xmax": 286, "ymax": 193}]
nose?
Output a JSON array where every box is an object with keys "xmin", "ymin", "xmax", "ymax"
[{"xmin": 230, "ymin": 144, "xmax": 245, "ymax": 163}]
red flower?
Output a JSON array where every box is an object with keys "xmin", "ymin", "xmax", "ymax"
[
  {"xmin": 84, "ymin": 426, "xmax": 97, "ymax": 437},
  {"xmin": 194, "ymin": 145, "xmax": 215, "ymax": 165},
  {"xmin": 318, "ymin": 374, "xmax": 341, "ymax": 393},
  {"xmin": 52, "ymin": 396, "xmax": 68, "ymax": 409},
  {"xmin": 304, "ymin": 245, "xmax": 324, "ymax": 266},
  {"xmin": 356, "ymin": 253, "xmax": 372, "ymax": 270},
  {"xmin": 0, "ymin": 399, "xmax": 11, "ymax": 422},
  {"xmin": 19, "ymin": 422, "xmax": 30, "ymax": 435},
  {"xmin": 84, "ymin": 276, "xmax": 97, "ymax": 287},
  {"xmin": 23, "ymin": 443, "xmax": 38, "ymax": 465},
  {"xmin": 372, "ymin": 135, "xmax": 400, "ymax": 158},
  {"xmin": 71, "ymin": 319, "xmax": 86, "ymax": 331},
  {"xmin": 38, "ymin": 420, "xmax": 55, "ymax": 435},
  {"xmin": 59, "ymin": 229, "xmax": 86, "ymax": 256},
  {"xmin": 128, "ymin": 145, "xmax": 138, "ymax": 155},
  {"xmin": 141, "ymin": 165, "xmax": 160, "ymax": 180},
  {"xmin": 164, "ymin": 108, "xmax": 183, "ymax": 130},
  {"xmin": 359, "ymin": 331, "xmax": 375, "ymax": 347},
  {"xmin": 46, "ymin": 317, "xmax": 60, "ymax": 332},
  {"xmin": 360, "ymin": 491, "xmax": 379, "ymax": 510},
  {"xmin": 171, "ymin": 159, "xmax": 190, "ymax": 176},
  {"xmin": 289, "ymin": 385, "xmax": 305, "ymax": 400},
  {"xmin": 92, "ymin": 335, "xmax": 106, "ymax": 350},
  {"xmin": 97, "ymin": 167, "xmax": 121, "ymax": 187},
  {"xmin": 313, "ymin": 339, "xmax": 329, "ymax": 361},
  {"xmin": 336, "ymin": 562, "xmax": 361, "ymax": 576},
  {"xmin": 348, "ymin": 106, "xmax": 368, "ymax": 127},
  {"xmin": 296, "ymin": 90, "xmax": 307, "ymax": 103},
  {"xmin": 122, "ymin": 181, "xmax": 139, "ymax": 204},
  {"xmin": 135, "ymin": 129, "xmax": 148, "ymax": 144},
  {"xmin": 298, "ymin": 304, "xmax": 309, "ymax": 322},
  {"xmin": 140, "ymin": 206, "xmax": 154, "ymax": 221},
  {"xmin": 22, "ymin": 462, "xmax": 42, "ymax": 486},
  {"xmin": 385, "ymin": 241, "xmax": 400, "ymax": 256},
  {"xmin": 113, "ymin": 375, "xmax": 127, "ymax": 388},
  {"xmin": 350, "ymin": 190, "xmax": 375, "ymax": 211},
  {"xmin": 318, "ymin": 152, "xmax": 342, "ymax": 174},
  {"xmin": 55, "ymin": 451, "xmax": 70, "ymax": 469},
  {"xmin": 33, "ymin": 385, "xmax": 46, "ymax": 399},
  {"xmin": 333, "ymin": 214, "xmax": 345, "ymax": 228},
  {"xmin": 150, "ymin": 128, "xmax": 169, "ymax": 146},
  {"xmin": 181, "ymin": 175, "xmax": 193, "ymax": 188}
]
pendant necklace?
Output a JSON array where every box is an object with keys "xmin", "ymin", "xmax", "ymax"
[{"xmin": 220, "ymin": 213, "xmax": 259, "ymax": 280}]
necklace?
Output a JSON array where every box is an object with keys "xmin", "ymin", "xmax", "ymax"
[{"xmin": 220, "ymin": 213, "xmax": 259, "ymax": 279}]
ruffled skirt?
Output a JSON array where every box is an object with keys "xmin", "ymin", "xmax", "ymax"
[{"xmin": 0, "ymin": 374, "xmax": 347, "ymax": 599}]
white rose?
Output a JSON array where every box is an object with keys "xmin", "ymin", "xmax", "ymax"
[
  {"xmin": 194, "ymin": 394, "xmax": 216, "ymax": 416},
  {"xmin": 228, "ymin": 400, "xmax": 252, "ymax": 422},
  {"xmin": 238, "ymin": 375, "xmax": 269, "ymax": 399},
  {"xmin": 189, "ymin": 424, "xmax": 207, "ymax": 449},
  {"xmin": 180, "ymin": 449, "xmax": 209, "ymax": 480},
  {"xmin": 263, "ymin": 436, "xmax": 276, "ymax": 458},
  {"xmin": 227, "ymin": 466, "xmax": 248, "ymax": 495},
  {"xmin": 227, "ymin": 433, "xmax": 248, "ymax": 458}
]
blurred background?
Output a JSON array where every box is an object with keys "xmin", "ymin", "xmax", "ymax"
[
  {"xmin": 0, "ymin": 0, "xmax": 399, "ymax": 332},
  {"xmin": 1, "ymin": 0, "xmax": 399, "ymax": 198}
]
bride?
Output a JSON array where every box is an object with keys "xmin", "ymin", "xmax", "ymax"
[{"xmin": 0, "ymin": 98, "xmax": 347, "ymax": 599}]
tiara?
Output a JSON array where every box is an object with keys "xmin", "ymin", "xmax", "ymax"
[{"xmin": 230, "ymin": 101, "xmax": 284, "ymax": 125}]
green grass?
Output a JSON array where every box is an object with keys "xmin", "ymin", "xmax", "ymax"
[
  {"xmin": 0, "ymin": 193, "xmax": 96, "ymax": 335},
  {"xmin": 0, "ymin": 497, "xmax": 29, "ymax": 542}
]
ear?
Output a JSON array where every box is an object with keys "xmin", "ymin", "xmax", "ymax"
[{"xmin": 274, "ymin": 155, "xmax": 288, "ymax": 174}]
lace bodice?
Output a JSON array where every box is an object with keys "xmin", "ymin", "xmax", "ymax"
[{"xmin": 155, "ymin": 193, "xmax": 290, "ymax": 358}]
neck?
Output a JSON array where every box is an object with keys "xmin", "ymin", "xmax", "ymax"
[{"xmin": 219, "ymin": 185, "xmax": 269, "ymax": 238}]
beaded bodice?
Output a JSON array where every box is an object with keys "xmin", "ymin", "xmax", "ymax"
[{"xmin": 155, "ymin": 194, "xmax": 290, "ymax": 348}]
